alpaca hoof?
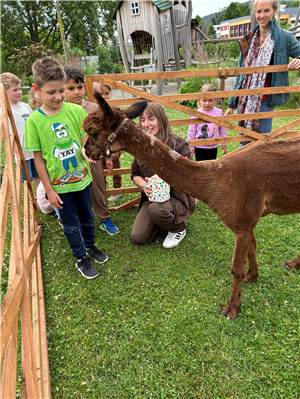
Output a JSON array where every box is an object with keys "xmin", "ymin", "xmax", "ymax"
[
  {"xmin": 222, "ymin": 302, "xmax": 240, "ymax": 320},
  {"xmin": 284, "ymin": 257, "xmax": 300, "ymax": 270},
  {"xmin": 243, "ymin": 273, "xmax": 258, "ymax": 283}
]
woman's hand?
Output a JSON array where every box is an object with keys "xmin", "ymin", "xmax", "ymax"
[
  {"xmin": 224, "ymin": 107, "xmax": 234, "ymax": 116},
  {"xmin": 143, "ymin": 177, "xmax": 152, "ymax": 197},
  {"xmin": 287, "ymin": 58, "xmax": 300, "ymax": 71},
  {"xmin": 47, "ymin": 189, "xmax": 63, "ymax": 209}
]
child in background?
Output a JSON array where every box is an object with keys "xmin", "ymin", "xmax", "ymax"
[
  {"xmin": 0, "ymin": 72, "xmax": 39, "ymax": 185},
  {"xmin": 64, "ymin": 65, "xmax": 120, "ymax": 235},
  {"xmin": 36, "ymin": 181, "xmax": 63, "ymax": 225},
  {"xmin": 95, "ymin": 82, "xmax": 122, "ymax": 202},
  {"xmin": 28, "ymin": 87, "xmax": 42, "ymax": 110},
  {"xmin": 187, "ymin": 84, "xmax": 227, "ymax": 161},
  {"xmin": 25, "ymin": 56, "xmax": 108, "ymax": 280}
]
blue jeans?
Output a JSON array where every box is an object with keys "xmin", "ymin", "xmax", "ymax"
[
  {"xmin": 58, "ymin": 184, "xmax": 95, "ymax": 259},
  {"xmin": 259, "ymin": 102, "xmax": 273, "ymax": 133},
  {"xmin": 241, "ymin": 102, "xmax": 273, "ymax": 146},
  {"xmin": 21, "ymin": 159, "xmax": 38, "ymax": 182}
]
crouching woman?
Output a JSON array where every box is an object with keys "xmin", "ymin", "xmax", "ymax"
[{"xmin": 130, "ymin": 102, "xmax": 195, "ymax": 249}]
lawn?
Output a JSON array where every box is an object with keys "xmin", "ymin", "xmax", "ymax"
[{"xmin": 39, "ymin": 109, "xmax": 300, "ymax": 398}]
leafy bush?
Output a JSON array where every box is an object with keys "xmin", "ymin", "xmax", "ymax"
[
  {"xmin": 8, "ymin": 43, "xmax": 52, "ymax": 78},
  {"xmin": 97, "ymin": 44, "xmax": 124, "ymax": 74}
]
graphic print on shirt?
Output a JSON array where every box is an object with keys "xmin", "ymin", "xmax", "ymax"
[
  {"xmin": 51, "ymin": 122, "xmax": 87, "ymax": 185},
  {"xmin": 198, "ymin": 123, "xmax": 219, "ymax": 139}
]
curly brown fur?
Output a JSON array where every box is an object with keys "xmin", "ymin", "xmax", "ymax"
[{"xmin": 83, "ymin": 92, "xmax": 147, "ymax": 160}]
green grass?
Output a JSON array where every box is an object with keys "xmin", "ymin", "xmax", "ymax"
[
  {"xmin": 40, "ymin": 112, "xmax": 300, "ymax": 398},
  {"xmin": 42, "ymin": 206, "xmax": 300, "ymax": 399}
]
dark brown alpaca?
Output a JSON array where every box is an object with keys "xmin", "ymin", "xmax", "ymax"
[{"xmin": 84, "ymin": 93, "xmax": 300, "ymax": 319}]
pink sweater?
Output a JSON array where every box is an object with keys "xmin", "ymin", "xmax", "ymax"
[{"xmin": 187, "ymin": 107, "xmax": 227, "ymax": 149}]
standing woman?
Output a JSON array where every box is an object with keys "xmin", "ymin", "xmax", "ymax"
[
  {"xmin": 226, "ymin": 0, "xmax": 300, "ymax": 134},
  {"xmin": 130, "ymin": 103, "xmax": 195, "ymax": 249}
]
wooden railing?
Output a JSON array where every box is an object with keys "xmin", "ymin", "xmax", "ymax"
[
  {"xmin": 0, "ymin": 84, "xmax": 51, "ymax": 398},
  {"xmin": 86, "ymin": 65, "xmax": 300, "ymax": 209}
]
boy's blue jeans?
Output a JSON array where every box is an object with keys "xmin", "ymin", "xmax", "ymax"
[{"xmin": 58, "ymin": 184, "xmax": 95, "ymax": 260}]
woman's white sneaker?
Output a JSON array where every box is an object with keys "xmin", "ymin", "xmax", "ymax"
[{"xmin": 162, "ymin": 230, "xmax": 186, "ymax": 249}]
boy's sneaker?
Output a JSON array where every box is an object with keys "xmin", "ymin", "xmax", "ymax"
[
  {"xmin": 162, "ymin": 230, "xmax": 186, "ymax": 249},
  {"xmin": 76, "ymin": 256, "xmax": 99, "ymax": 279},
  {"xmin": 100, "ymin": 218, "xmax": 120, "ymax": 236},
  {"xmin": 86, "ymin": 244, "xmax": 108, "ymax": 264}
]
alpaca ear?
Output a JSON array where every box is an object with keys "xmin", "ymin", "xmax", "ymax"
[
  {"xmin": 94, "ymin": 91, "xmax": 115, "ymax": 119},
  {"xmin": 125, "ymin": 101, "xmax": 148, "ymax": 119}
]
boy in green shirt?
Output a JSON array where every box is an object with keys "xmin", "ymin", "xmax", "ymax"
[
  {"xmin": 25, "ymin": 56, "xmax": 108, "ymax": 279},
  {"xmin": 63, "ymin": 65, "xmax": 120, "ymax": 235}
]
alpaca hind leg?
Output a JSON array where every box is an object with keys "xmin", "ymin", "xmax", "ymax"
[
  {"xmin": 285, "ymin": 255, "xmax": 300, "ymax": 270},
  {"xmin": 223, "ymin": 231, "xmax": 252, "ymax": 320},
  {"xmin": 244, "ymin": 232, "xmax": 258, "ymax": 283}
]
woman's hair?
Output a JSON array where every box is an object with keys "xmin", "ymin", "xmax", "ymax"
[
  {"xmin": 253, "ymin": 0, "xmax": 279, "ymax": 14},
  {"xmin": 141, "ymin": 102, "xmax": 172, "ymax": 144},
  {"xmin": 32, "ymin": 56, "xmax": 66, "ymax": 88}
]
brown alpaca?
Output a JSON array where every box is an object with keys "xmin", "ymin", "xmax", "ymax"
[{"xmin": 84, "ymin": 93, "xmax": 300, "ymax": 319}]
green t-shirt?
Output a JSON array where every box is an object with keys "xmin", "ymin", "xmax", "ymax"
[{"xmin": 25, "ymin": 102, "xmax": 92, "ymax": 194}]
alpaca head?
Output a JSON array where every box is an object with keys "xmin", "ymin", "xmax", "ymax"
[{"xmin": 83, "ymin": 92, "xmax": 147, "ymax": 160}]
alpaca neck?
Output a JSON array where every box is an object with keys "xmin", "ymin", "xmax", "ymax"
[{"xmin": 118, "ymin": 127, "xmax": 220, "ymax": 202}]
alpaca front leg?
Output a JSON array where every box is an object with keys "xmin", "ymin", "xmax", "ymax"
[
  {"xmin": 223, "ymin": 231, "xmax": 252, "ymax": 319},
  {"xmin": 244, "ymin": 232, "xmax": 258, "ymax": 282}
]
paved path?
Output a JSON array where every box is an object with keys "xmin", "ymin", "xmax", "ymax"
[{"xmin": 111, "ymin": 78, "xmax": 235, "ymax": 99}]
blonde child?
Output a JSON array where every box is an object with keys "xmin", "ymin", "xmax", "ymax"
[
  {"xmin": 25, "ymin": 57, "xmax": 108, "ymax": 279},
  {"xmin": 0, "ymin": 72, "xmax": 39, "ymax": 184},
  {"xmin": 187, "ymin": 84, "xmax": 227, "ymax": 161}
]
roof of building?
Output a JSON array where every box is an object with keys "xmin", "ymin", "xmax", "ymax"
[
  {"xmin": 151, "ymin": 0, "xmax": 172, "ymax": 11},
  {"xmin": 114, "ymin": 0, "xmax": 172, "ymax": 18}
]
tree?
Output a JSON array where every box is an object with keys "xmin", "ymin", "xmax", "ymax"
[
  {"xmin": 8, "ymin": 43, "xmax": 52, "ymax": 77},
  {"xmin": 97, "ymin": 41, "xmax": 123, "ymax": 74},
  {"xmin": 224, "ymin": 2, "xmax": 250, "ymax": 20},
  {"xmin": 1, "ymin": 1, "xmax": 117, "ymax": 74},
  {"xmin": 208, "ymin": 24, "xmax": 216, "ymax": 38}
]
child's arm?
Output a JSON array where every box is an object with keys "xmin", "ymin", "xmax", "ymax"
[
  {"xmin": 34, "ymin": 152, "xmax": 63, "ymax": 209},
  {"xmin": 187, "ymin": 120, "xmax": 197, "ymax": 155}
]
